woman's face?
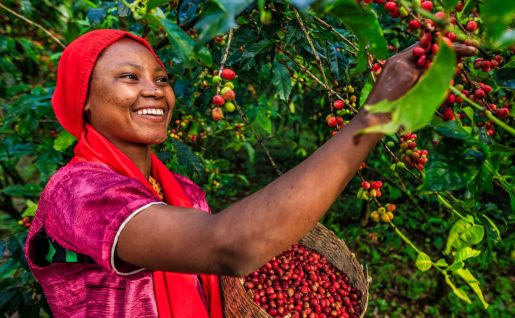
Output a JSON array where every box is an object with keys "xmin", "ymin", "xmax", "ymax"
[{"xmin": 84, "ymin": 38, "xmax": 175, "ymax": 148}]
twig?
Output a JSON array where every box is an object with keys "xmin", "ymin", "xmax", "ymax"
[
  {"xmin": 280, "ymin": 49, "xmax": 359, "ymax": 114},
  {"xmin": 233, "ymin": 100, "xmax": 283, "ymax": 176},
  {"xmin": 293, "ymin": 9, "xmax": 335, "ymax": 112},
  {"xmin": 0, "ymin": 2, "xmax": 65, "ymax": 48},
  {"xmin": 216, "ymin": 29, "xmax": 236, "ymax": 95},
  {"xmin": 216, "ymin": 28, "xmax": 283, "ymax": 176},
  {"xmin": 312, "ymin": 16, "xmax": 358, "ymax": 55}
]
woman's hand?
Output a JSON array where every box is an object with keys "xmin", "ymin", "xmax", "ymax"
[{"xmin": 361, "ymin": 43, "xmax": 477, "ymax": 127}]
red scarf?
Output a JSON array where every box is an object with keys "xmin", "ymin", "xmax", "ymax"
[
  {"xmin": 53, "ymin": 29, "xmax": 223, "ymax": 318},
  {"xmin": 73, "ymin": 125, "xmax": 222, "ymax": 318}
]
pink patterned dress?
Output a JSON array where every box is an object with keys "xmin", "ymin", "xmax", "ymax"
[{"xmin": 25, "ymin": 161, "xmax": 211, "ymax": 317}]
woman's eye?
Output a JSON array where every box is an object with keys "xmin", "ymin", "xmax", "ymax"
[
  {"xmin": 121, "ymin": 73, "xmax": 137, "ymax": 80},
  {"xmin": 156, "ymin": 76, "xmax": 168, "ymax": 83}
]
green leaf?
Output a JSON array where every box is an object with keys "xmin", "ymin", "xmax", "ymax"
[
  {"xmin": 242, "ymin": 141, "xmax": 255, "ymax": 164},
  {"xmin": 455, "ymin": 247, "xmax": 481, "ymax": 263},
  {"xmin": 197, "ymin": 46, "xmax": 213, "ymax": 66},
  {"xmin": 455, "ymin": 268, "xmax": 489, "ymax": 309},
  {"xmin": 494, "ymin": 60, "xmax": 515, "ymax": 90},
  {"xmin": 434, "ymin": 121, "xmax": 479, "ymax": 145},
  {"xmin": 318, "ymin": 0, "xmax": 387, "ymax": 59},
  {"xmin": 147, "ymin": 0, "xmax": 168, "ymax": 11},
  {"xmin": 21, "ymin": 200, "xmax": 38, "ymax": 217},
  {"xmin": 252, "ymin": 108, "xmax": 272, "ymax": 134},
  {"xmin": 415, "ymin": 252, "xmax": 432, "ymax": 271},
  {"xmin": 495, "ymin": 29, "xmax": 515, "ymax": 48},
  {"xmin": 328, "ymin": 45, "xmax": 340, "ymax": 79},
  {"xmin": 272, "ymin": 61, "xmax": 292, "ymax": 101},
  {"xmin": 454, "ymin": 225, "xmax": 484, "ymax": 250},
  {"xmin": 444, "ymin": 218, "xmax": 473, "ymax": 255},
  {"xmin": 434, "ymin": 258, "xmax": 449, "ymax": 268},
  {"xmin": 53, "ymin": 130, "xmax": 76, "ymax": 152},
  {"xmin": 445, "ymin": 274, "xmax": 472, "ymax": 304},
  {"xmin": 362, "ymin": 41, "xmax": 456, "ymax": 135},
  {"xmin": 158, "ymin": 16, "xmax": 196, "ymax": 64},
  {"xmin": 194, "ymin": 0, "xmax": 253, "ymax": 44},
  {"xmin": 447, "ymin": 261, "xmax": 464, "ymax": 272},
  {"xmin": 359, "ymin": 79, "xmax": 373, "ymax": 106},
  {"xmin": 480, "ymin": 0, "xmax": 515, "ymax": 43},
  {"xmin": 442, "ymin": 0, "xmax": 460, "ymax": 11},
  {"xmin": 0, "ymin": 184, "xmax": 42, "ymax": 198}
]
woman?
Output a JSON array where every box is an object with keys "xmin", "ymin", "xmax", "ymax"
[{"xmin": 24, "ymin": 29, "xmax": 474, "ymax": 317}]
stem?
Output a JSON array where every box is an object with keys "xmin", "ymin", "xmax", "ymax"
[
  {"xmin": 293, "ymin": 9, "xmax": 334, "ymax": 112},
  {"xmin": 312, "ymin": 16, "xmax": 358, "ymax": 55},
  {"xmin": 0, "ymin": 2, "xmax": 65, "ymax": 48},
  {"xmin": 389, "ymin": 221, "xmax": 423, "ymax": 254},
  {"xmin": 216, "ymin": 29, "xmax": 235, "ymax": 95},
  {"xmin": 450, "ymin": 86, "xmax": 515, "ymax": 137}
]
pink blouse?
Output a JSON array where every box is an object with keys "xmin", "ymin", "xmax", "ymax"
[{"xmin": 25, "ymin": 161, "xmax": 211, "ymax": 317}]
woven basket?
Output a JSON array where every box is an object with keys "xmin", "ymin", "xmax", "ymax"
[{"xmin": 221, "ymin": 223, "xmax": 369, "ymax": 318}]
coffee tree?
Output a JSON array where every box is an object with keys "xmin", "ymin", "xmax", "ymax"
[{"xmin": 0, "ymin": 0, "xmax": 513, "ymax": 316}]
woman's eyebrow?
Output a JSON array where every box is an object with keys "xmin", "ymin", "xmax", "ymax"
[{"xmin": 114, "ymin": 62, "xmax": 164, "ymax": 73}]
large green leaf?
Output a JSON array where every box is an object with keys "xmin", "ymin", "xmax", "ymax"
[
  {"xmin": 444, "ymin": 217, "xmax": 474, "ymax": 255},
  {"xmin": 194, "ymin": 0, "xmax": 253, "ymax": 44},
  {"xmin": 272, "ymin": 61, "xmax": 293, "ymax": 101},
  {"xmin": 455, "ymin": 247, "xmax": 481, "ymax": 263},
  {"xmin": 362, "ymin": 41, "xmax": 456, "ymax": 135},
  {"xmin": 445, "ymin": 275, "xmax": 472, "ymax": 304},
  {"xmin": 158, "ymin": 17, "xmax": 196, "ymax": 64},
  {"xmin": 455, "ymin": 268, "xmax": 489, "ymax": 309},
  {"xmin": 317, "ymin": 0, "xmax": 387, "ymax": 59},
  {"xmin": 480, "ymin": 0, "xmax": 515, "ymax": 43},
  {"xmin": 442, "ymin": 0, "xmax": 460, "ymax": 11}
]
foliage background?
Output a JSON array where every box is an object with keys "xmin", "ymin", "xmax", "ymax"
[{"xmin": 0, "ymin": 0, "xmax": 514, "ymax": 317}]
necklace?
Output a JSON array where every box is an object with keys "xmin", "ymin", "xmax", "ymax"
[{"xmin": 147, "ymin": 175, "xmax": 163, "ymax": 200}]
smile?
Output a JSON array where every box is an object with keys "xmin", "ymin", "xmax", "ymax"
[{"xmin": 134, "ymin": 108, "xmax": 165, "ymax": 116}]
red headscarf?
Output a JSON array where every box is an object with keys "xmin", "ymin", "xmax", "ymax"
[{"xmin": 52, "ymin": 29, "xmax": 222, "ymax": 318}]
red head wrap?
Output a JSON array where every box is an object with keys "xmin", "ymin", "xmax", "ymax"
[{"xmin": 52, "ymin": 29, "xmax": 164, "ymax": 139}]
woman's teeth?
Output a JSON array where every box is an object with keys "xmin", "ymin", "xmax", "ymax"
[{"xmin": 135, "ymin": 108, "xmax": 164, "ymax": 116}]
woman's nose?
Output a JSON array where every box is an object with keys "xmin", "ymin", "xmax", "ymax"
[{"xmin": 141, "ymin": 81, "xmax": 164, "ymax": 99}]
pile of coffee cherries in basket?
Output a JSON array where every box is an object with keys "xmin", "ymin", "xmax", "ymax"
[{"xmin": 243, "ymin": 244, "xmax": 363, "ymax": 318}]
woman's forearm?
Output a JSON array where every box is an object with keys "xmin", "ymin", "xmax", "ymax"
[{"xmin": 215, "ymin": 110, "xmax": 387, "ymax": 274}]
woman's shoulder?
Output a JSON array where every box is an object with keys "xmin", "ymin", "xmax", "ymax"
[{"xmin": 43, "ymin": 161, "xmax": 150, "ymax": 199}]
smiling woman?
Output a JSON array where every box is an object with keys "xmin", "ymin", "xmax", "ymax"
[{"xmin": 23, "ymin": 29, "xmax": 469, "ymax": 318}]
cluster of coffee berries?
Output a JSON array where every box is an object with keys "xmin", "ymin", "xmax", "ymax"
[
  {"xmin": 370, "ymin": 203, "xmax": 396, "ymax": 223},
  {"xmin": 244, "ymin": 244, "xmax": 363, "ymax": 318},
  {"xmin": 399, "ymin": 133, "xmax": 428, "ymax": 171},
  {"xmin": 473, "ymin": 55, "xmax": 503, "ymax": 73},
  {"xmin": 18, "ymin": 216, "xmax": 31, "ymax": 228},
  {"xmin": 169, "ymin": 117, "xmax": 207, "ymax": 143},
  {"xmin": 211, "ymin": 68, "xmax": 238, "ymax": 121},
  {"xmin": 357, "ymin": 180, "xmax": 383, "ymax": 200}
]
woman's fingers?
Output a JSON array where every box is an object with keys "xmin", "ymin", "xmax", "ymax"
[{"xmin": 453, "ymin": 43, "xmax": 477, "ymax": 57}]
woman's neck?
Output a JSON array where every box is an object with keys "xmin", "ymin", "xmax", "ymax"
[{"xmin": 113, "ymin": 141, "xmax": 153, "ymax": 177}]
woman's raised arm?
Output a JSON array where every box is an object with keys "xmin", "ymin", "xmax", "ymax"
[{"xmin": 115, "ymin": 43, "xmax": 476, "ymax": 276}]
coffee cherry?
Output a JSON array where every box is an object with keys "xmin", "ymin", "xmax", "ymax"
[
  {"xmin": 370, "ymin": 211, "xmax": 380, "ymax": 222},
  {"xmin": 211, "ymin": 107, "xmax": 224, "ymax": 121},
  {"xmin": 412, "ymin": 47, "xmax": 425, "ymax": 58},
  {"xmin": 384, "ymin": 1, "xmax": 397, "ymax": 11},
  {"xmin": 221, "ymin": 68, "xmax": 237, "ymax": 80},
  {"xmin": 326, "ymin": 116, "xmax": 338, "ymax": 128},
  {"xmin": 496, "ymin": 108, "xmax": 509, "ymax": 118},
  {"xmin": 466, "ymin": 20, "xmax": 478, "ymax": 32},
  {"xmin": 408, "ymin": 19, "xmax": 421, "ymax": 29},
  {"xmin": 421, "ymin": 1, "xmax": 433, "ymax": 11},
  {"xmin": 212, "ymin": 95, "xmax": 225, "ymax": 105},
  {"xmin": 333, "ymin": 100, "xmax": 345, "ymax": 110},
  {"xmin": 225, "ymin": 102, "xmax": 236, "ymax": 112},
  {"xmin": 222, "ymin": 88, "xmax": 236, "ymax": 101},
  {"xmin": 212, "ymin": 75, "xmax": 222, "ymax": 84},
  {"xmin": 361, "ymin": 181, "xmax": 371, "ymax": 189}
]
